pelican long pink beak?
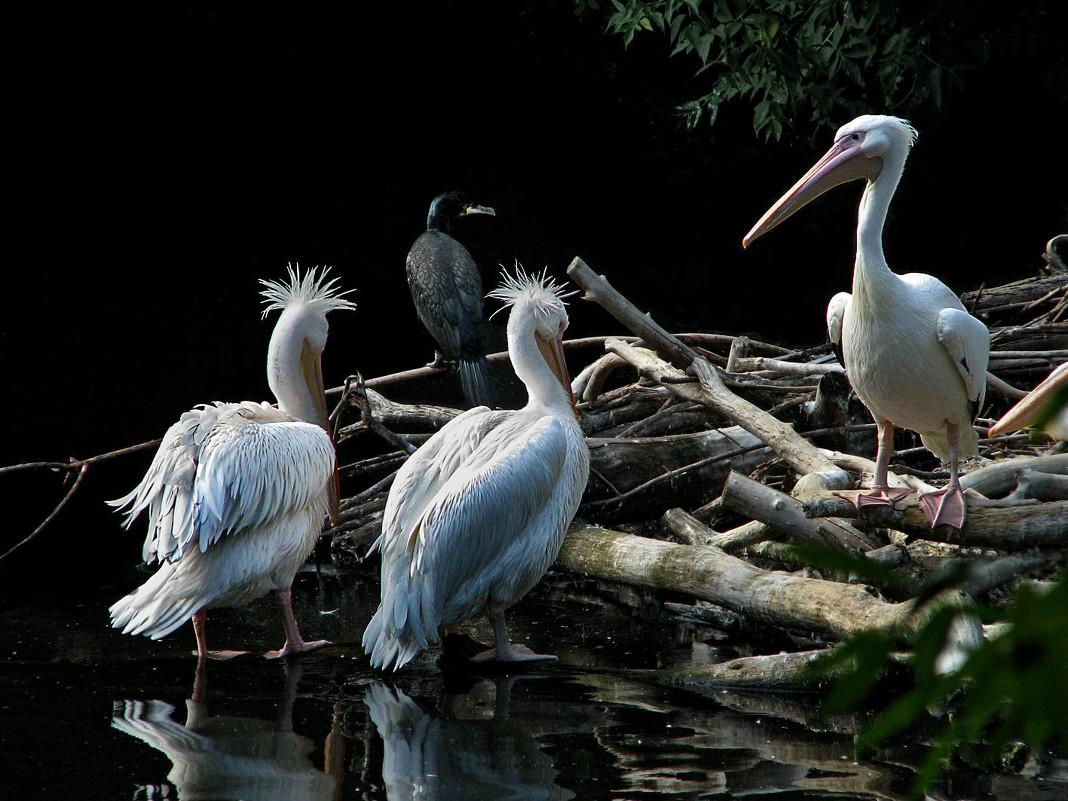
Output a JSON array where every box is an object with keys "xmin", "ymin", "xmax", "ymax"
[
  {"xmin": 538, "ymin": 330, "xmax": 575, "ymax": 408},
  {"xmin": 302, "ymin": 340, "xmax": 341, "ymax": 524},
  {"xmin": 988, "ymin": 363, "xmax": 1068, "ymax": 440},
  {"xmin": 743, "ymin": 135, "xmax": 882, "ymax": 248}
]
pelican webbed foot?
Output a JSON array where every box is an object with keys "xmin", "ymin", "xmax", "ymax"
[
  {"xmin": 264, "ymin": 638, "xmax": 331, "ymax": 660},
  {"xmin": 192, "ymin": 611, "xmax": 248, "ymax": 661},
  {"xmin": 919, "ymin": 486, "xmax": 967, "ymax": 529},
  {"xmin": 195, "ymin": 648, "xmax": 249, "ymax": 661},
  {"xmin": 470, "ymin": 643, "xmax": 559, "ymax": 664},
  {"xmin": 838, "ymin": 486, "xmax": 912, "ymax": 509}
]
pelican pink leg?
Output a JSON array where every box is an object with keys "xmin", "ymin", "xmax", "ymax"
[
  {"xmin": 264, "ymin": 589, "xmax": 330, "ymax": 659},
  {"xmin": 469, "ymin": 599, "xmax": 558, "ymax": 664},
  {"xmin": 919, "ymin": 423, "xmax": 968, "ymax": 528},
  {"xmin": 192, "ymin": 610, "xmax": 247, "ymax": 661},
  {"xmin": 853, "ymin": 419, "xmax": 911, "ymax": 508}
]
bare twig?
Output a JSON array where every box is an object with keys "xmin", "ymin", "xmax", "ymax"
[
  {"xmin": 0, "ymin": 438, "xmax": 160, "ymax": 477},
  {"xmin": 345, "ymin": 374, "xmax": 418, "ymax": 455},
  {"xmin": 0, "ymin": 463, "xmax": 89, "ymax": 563}
]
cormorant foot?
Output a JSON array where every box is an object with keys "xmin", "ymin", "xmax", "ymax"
[
  {"xmin": 919, "ymin": 487, "xmax": 967, "ymax": 529},
  {"xmin": 264, "ymin": 639, "xmax": 331, "ymax": 659},
  {"xmin": 426, "ymin": 353, "xmax": 453, "ymax": 370}
]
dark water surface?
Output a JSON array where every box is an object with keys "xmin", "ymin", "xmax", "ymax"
[{"xmin": 2, "ymin": 552, "xmax": 1065, "ymax": 801}]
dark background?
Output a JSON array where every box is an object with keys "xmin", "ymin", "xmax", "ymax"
[{"xmin": 4, "ymin": 4, "xmax": 1065, "ymax": 576}]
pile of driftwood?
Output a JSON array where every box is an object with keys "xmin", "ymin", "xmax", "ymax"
[{"xmin": 327, "ymin": 238, "xmax": 1066, "ymax": 690}]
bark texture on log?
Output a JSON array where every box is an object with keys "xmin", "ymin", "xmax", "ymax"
[
  {"xmin": 801, "ymin": 493, "xmax": 1068, "ymax": 548},
  {"xmin": 721, "ymin": 471, "xmax": 877, "ymax": 551},
  {"xmin": 583, "ymin": 427, "xmax": 771, "ymax": 521},
  {"xmin": 557, "ymin": 524, "xmax": 918, "ymax": 641},
  {"xmin": 636, "ymin": 648, "xmax": 836, "ymax": 691}
]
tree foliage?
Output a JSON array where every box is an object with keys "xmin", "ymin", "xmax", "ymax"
[
  {"xmin": 795, "ymin": 542, "xmax": 1068, "ymax": 797},
  {"xmin": 574, "ymin": 0, "xmax": 1063, "ymax": 140}
]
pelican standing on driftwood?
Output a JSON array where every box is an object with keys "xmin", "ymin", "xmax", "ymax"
[
  {"xmin": 744, "ymin": 115, "xmax": 990, "ymax": 528},
  {"xmin": 406, "ymin": 191, "xmax": 499, "ymax": 408},
  {"xmin": 109, "ymin": 266, "xmax": 354, "ymax": 658},
  {"xmin": 363, "ymin": 268, "xmax": 590, "ymax": 671}
]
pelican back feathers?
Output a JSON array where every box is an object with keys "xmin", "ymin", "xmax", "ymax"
[{"xmin": 109, "ymin": 401, "xmax": 336, "ymax": 639}]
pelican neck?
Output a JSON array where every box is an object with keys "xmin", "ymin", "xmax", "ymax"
[
  {"xmin": 852, "ymin": 147, "xmax": 908, "ymax": 304},
  {"xmin": 267, "ymin": 306, "xmax": 320, "ymax": 423},
  {"xmin": 508, "ymin": 317, "xmax": 572, "ymax": 413}
]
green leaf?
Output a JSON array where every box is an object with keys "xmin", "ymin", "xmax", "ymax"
[{"xmin": 695, "ymin": 33, "xmax": 712, "ymax": 62}]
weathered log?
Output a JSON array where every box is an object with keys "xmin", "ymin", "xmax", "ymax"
[
  {"xmin": 989, "ymin": 322, "xmax": 1068, "ymax": 352},
  {"xmin": 720, "ymin": 471, "xmax": 878, "ymax": 551},
  {"xmin": 963, "ymin": 554, "xmax": 1053, "ymax": 597},
  {"xmin": 580, "ymin": 385, "xmax": 724, "ymax": 438},
  {"xmin": 567, "ymin": 256, "xmax": 848, "ymax": 483},
  {"xmin": 959, "ymin": 453, "xmax": 1068, "ymax": 498},
  {"xmin": 337, "ymin": 387, "xmax": 459, "ymax": 444},
  {"xmin": 636, "ymin": 648, "xmax": 840, "ymax": 691},
  {"xmin": 567, "ymin": 257, "xmax": 705, "ymax": 370},
  {"xmin": 962, "ymin": 272, "xmax": 1067, "ymax": 318},
  {"xmin": 556, "ymin": 524, "xmax": 935, "ymax": 642},
  {"xmin": 801, "ymin": 493, "xmax": 1068, "ymax": 548},
  {"xmin": 606, "ymin": 339, "xmax": 849, "ymax": 485},
  {"xmin": 662, "ymin": 507, "xmax": 772, "ymax": 551},
  {"xmin": 1006, "ymin": 469, "xmax": 1068, "ymax": 501},
  {"xmin": 823, "ymin": 450, "xmax": 935, "ymax": 495},
  {"xmin": 582, "ymin": 427, "xmax": 772, "ymax": 521},
  {"xmin": 728, "ymin": 355, "xmax": 844, "ymax": 377},
  {"xmin": 572, "ymin": 352, "xmax": 632, "ymax": 403}
]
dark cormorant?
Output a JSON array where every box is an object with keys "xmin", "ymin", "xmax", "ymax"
[{"xmin": 406, "ymin": 191, "xmax": 499, "ymax": 408}]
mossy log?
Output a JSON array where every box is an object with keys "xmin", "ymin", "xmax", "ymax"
[
  {"xmin": 556, "ymin": 524, "xmax": 928, "ymax": 642},
  {"xmin": 634, "ymin": 648, "xmax": 837, "ymax": 691}
]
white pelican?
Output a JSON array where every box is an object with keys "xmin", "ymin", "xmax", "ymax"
[
  {"xmin": 407, "ymin": 191, "xmax": 499, "ymax": 408},
  {"xmin": 109, "ymin": 266, "xmax": 354, "ymax": 659},
  {"xmin": 988, "ymin": 362, "xmax": 1068, "ymax": 441},
  {"xmin": 363, "ymin": 268, "xmax": 590, "ymax": 671},
  {"xmin": 744, "ymin": 115, "xmax": 990, "ymax": 528}
]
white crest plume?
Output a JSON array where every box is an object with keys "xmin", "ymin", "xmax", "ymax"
[
  {"xmin": 260, "ymin": 263, "xmax": 356, "ymax": 318},
  {"xmin": 487, "ymin": 263, "xmax": 575, "ymax": 320}
]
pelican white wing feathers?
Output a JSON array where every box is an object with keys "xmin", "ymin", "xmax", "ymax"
[
  {"xmin": 936, "ymin": 307, "xmax": 990, "ymax": 409},
  {"xmin": 110, "ymin": 265, "xmax": 353, "ymax": 656},
  {"xmin": 364, "ymin": 267, "xmax": 590, "ymax": 671},
  {"xmin": 112, "ymin": 402, "xmax": 334, "ymax": 565}
]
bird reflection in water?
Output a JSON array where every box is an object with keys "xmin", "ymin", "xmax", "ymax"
[
  {"xmin": 111, "ymin": 660, "xmax": 341, "ymax": 800},
  {"xmin": 364, "ymin": 677, "xmax": 574, "ymax": 800}
]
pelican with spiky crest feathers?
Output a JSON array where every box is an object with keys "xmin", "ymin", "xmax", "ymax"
[
  {"xmin": 363, "ymin": 267, "xmax": 590, "ymax": 671},
  {"xmin": 744, "ymin": 115, "xmax": 990, "ymax": 529},
  {"xmin": 109, "ymin": 265, "xmax": 354, "ymax": 659}
]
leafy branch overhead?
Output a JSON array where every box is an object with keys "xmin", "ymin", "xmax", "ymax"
[{"xmin": 576, "ymin": 0, "xmax": 1059, "ymax": 140}]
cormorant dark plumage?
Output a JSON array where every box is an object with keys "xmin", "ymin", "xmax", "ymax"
[{"xmin": 406, "ymin": 191, "xmax": 499, "ymax": 408}]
